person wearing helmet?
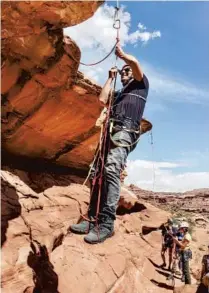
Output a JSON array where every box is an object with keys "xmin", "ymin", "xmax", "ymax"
[
  {"xmin": 169, "ymin": 221, "xmax": 192, "ymax": 284},
  {"xmin": 201, "ymin": 245, "xmax": 209, "ymax": 290},
  {"xmin": 160, "ymin": 218, "xmax": 176, "ymax": 271}
]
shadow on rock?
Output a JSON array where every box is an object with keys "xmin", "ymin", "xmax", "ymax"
[
  {"xmin": 2, "ymin": 152, "xmax": 85, "ymax": 193},
  {"xmin": 142, "ymin": 225, "xmax": 159, "ymax": 236},
  {"xmin": 1, "ymin": 178, "xmax": 22, "ymax": 246},
  {"xmin": 117, "ymin": 200, "xmax": 147, "ymax": 215},
  {"xmin": 151, "ymin": 279, "xmax": 174, "ymax": 290},
  {"xmin": 27, "ymin": 242, "xmax": 59, "ymax": 293},
  {"xmin": 148, "ymin": 258, "xmax": 169, "ymax": 271},
  {"xmin": 155, "ymin": 269, "xmax": 171, "ymax": 278}
]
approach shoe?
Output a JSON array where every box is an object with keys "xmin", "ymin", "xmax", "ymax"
[
  {"xmin": 84, "ymin": 224, "xmax": 114, "ymax": 244},
  {"xmin": 70, "ymin": 220, "xmax": 94, "ymax": 234}
]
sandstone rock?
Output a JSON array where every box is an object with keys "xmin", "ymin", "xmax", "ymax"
[
  {"xmin": 2, "ymin": 1, "xmax": 103, "ymax": 174},
  {"xmin": 1, "ymin": 170, "xmax": 172, "ymax": 293}
]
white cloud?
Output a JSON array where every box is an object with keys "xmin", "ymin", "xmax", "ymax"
[
  {"xmin": 127, "ymin": 30, "xmax": 161, "ymax": 45},
  {"xmin": 144, "ymin": 63, "xmax": 209, "ymax": 105},
  {"xmin": 138, "ymin": 23, "xmax": 147, "ymax": 30},
  {"xmin": 125, "ymin": 159, "xmax": 209, "ymax": 192},
  {"xmin": 64, "ymin": 4, "xmax": 160, "ymax": 50},
  {"xmin": 64, "ymin": 4, "xmax": 161, "ymax": 86}
]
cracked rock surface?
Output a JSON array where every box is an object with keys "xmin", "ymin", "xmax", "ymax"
[
  {"xmin": 1, "ymin": 1, "xmax": 103, "ymax": 173},
  {"xmin": 1, "ymin": 169, "xmax": 171, "ymax": 293},
  {"xmin": 2, "ymin": 170, "xmax": 208, "ymax": 293}
]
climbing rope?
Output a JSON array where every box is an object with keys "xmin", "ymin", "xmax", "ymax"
[
  {"xmin": 67, "ymin": 2, "xmax": 121, "ymax": 67},
  {"xmin": 82, "ymin": 2, "xmax": 121, "ymax": 186},
  {"xmin": 81, "ymin": 4, "xmax": 121, "ymax": 233},
  {"xmin": 149, "ymin": 130, "xmax": 157, "ymax": 204},
  {"xmin": 70, "ymin": 42, "xmax": 118, "ymax": 67}
]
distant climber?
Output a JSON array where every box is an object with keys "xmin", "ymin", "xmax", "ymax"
[
  {"xmin": 70, "ymin": 43, "xmax": 149, "ymax": 244},
  {"xmin": 169, "ymin": 221, "xmax": 192, "ymax": 284},
  {"xmin": 172, "ymin": 224, "xmax": 184, "ymax": 275},
  {"xmin": 201, "ymin": 245, "xmax": 209, "ymax": 290},
  {"xmin": 159, "ymin": 218, "xmax": 176, "ymax": 271}
]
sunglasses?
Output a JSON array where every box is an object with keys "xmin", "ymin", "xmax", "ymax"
[{"xmin": 119, "ymin": 67, "xmax": 132, "ymax": 75}]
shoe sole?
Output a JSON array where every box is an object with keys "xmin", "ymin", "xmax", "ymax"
[
  {"xmin": 84, "ymin": 231, "xmax": 114, "ymax": 244},
  {"xmin": 68, "ymin": 227, "xmax": 89, "ymax": 235}
]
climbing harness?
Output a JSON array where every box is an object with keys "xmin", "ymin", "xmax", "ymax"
[{"xmin": 109, "ymin": 118, "xmax": 141, "ymax": 148}]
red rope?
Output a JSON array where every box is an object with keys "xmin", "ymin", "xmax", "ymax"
[{"xmin": 79, "ymin": 4, "xmax": 120, "ymax": 240}]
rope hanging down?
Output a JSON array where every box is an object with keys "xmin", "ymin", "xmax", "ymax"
[
  {"xmin": 82, "ymin": 2, "xmax": 121, "ymax": 186},
  {"xmin": 149, "ymin": 130, "xmax": 157, "ymax": 204},
  {"xmin": 81, "ymin": 6, "xmax": 121, "ymax": 235},
  {"xmin": 69, "ymin": 5, "xmax": 121, "ymax": 67}
]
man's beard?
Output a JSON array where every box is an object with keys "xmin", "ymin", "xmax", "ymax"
[{"xmin": 122, "ymin": 77, "xmax": 132, "ymax": 86}]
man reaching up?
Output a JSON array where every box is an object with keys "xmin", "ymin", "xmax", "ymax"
[{"xmin": 70, "ymin": 44, "xmax": 149, "ymax": 244}]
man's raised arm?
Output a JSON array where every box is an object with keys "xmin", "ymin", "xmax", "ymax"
[
  {"xmin": 115, "ymin": 44, "xmax": 143, "ymax": 82},
  {"xmin": 99, "ymin": 68, "xmax": 117, "ymax": 105}
]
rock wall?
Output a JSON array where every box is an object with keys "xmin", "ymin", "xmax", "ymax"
[
  {"xmin": 1, "ymin": 170, "xmax": 171, "ymax": 293},
  {"xmin": 2, "ymin": 170, "xmax": 208, "ymax": 293},
  {"xmin": 1, "ymin": 1, "xmax": 103, "ymax": 174}
]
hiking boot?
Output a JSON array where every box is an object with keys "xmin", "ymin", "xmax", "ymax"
[
  {"xmin": 70, "ymin": 220, "xmax": 94, "ymax": 234},
  {"xmin": 84, "ymin": 224, "xmax": 114, "ymax": 244}
]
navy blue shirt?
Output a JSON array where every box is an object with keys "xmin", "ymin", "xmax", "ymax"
[{"xmin": 112, "ymin": 74, "xmax": 149, "ymax": 129}]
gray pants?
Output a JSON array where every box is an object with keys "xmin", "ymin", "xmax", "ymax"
[
  {"xmin": 181, "ymin": 250, "xmax": 192, "ymax": 284},
  {"xmin": 88, "ymin": 130, "xmax": 137, "ymax": 225}
]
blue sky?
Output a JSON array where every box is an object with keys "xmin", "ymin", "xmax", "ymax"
[
  {"xmin": 125, "ymin": 2, "xmax": 209, "ymax": 170},
  {"xmin": 64, "ymin": 2, "xmax": 209, "ymax": 191}
]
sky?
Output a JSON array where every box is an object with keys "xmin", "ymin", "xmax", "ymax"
[{"xmin": 64, "ymin": 1, "xmax": 209, "ymax": 192}]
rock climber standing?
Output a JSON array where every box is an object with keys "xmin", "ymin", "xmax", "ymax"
[
  {"xmin": 159, "ymin": 218, "xmax": 176, "ymax": 271},
  {"xmin": 169, "ymin": 221, "xmax": 192, "ymax": 284},
  {"xmin": 70, "ymin": 43, "xmax": 149, "ymax": 244}
]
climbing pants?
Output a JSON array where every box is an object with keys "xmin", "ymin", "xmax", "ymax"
[{"xmin": 88, "ymin": 130, "xmax": 138, "ymax": 225}]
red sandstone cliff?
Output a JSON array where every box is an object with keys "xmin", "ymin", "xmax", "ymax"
[
  {"xmin": 1, "ymin": 1, "xmax": 104, "ymax": 173},
  {"xmin": 1, "ymin": 2, "xmax": 208, "ymax": 293}
]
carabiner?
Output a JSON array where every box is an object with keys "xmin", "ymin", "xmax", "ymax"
[{"xmin": 113, "ymin": 19, "xmax": 120, "ymax": 30}]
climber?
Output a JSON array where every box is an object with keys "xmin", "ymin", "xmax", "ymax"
[
  {"xmin": 160, "ymin": 218, "xmax": 176, "ymax": 271},
  {"xmin": 201, "ymin": 245, "xmax": 209, "ymax": 290},
  {"xmin": 70, "ymin": 43, "xmax": 149, "ymax": 244},
  {"xmin": 172, "ymin": 224, "xmax": 184, "ymax": 275},
  {"xmin": 169, "ymin": 221, "xmax": 192, "ymax": 284}
]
